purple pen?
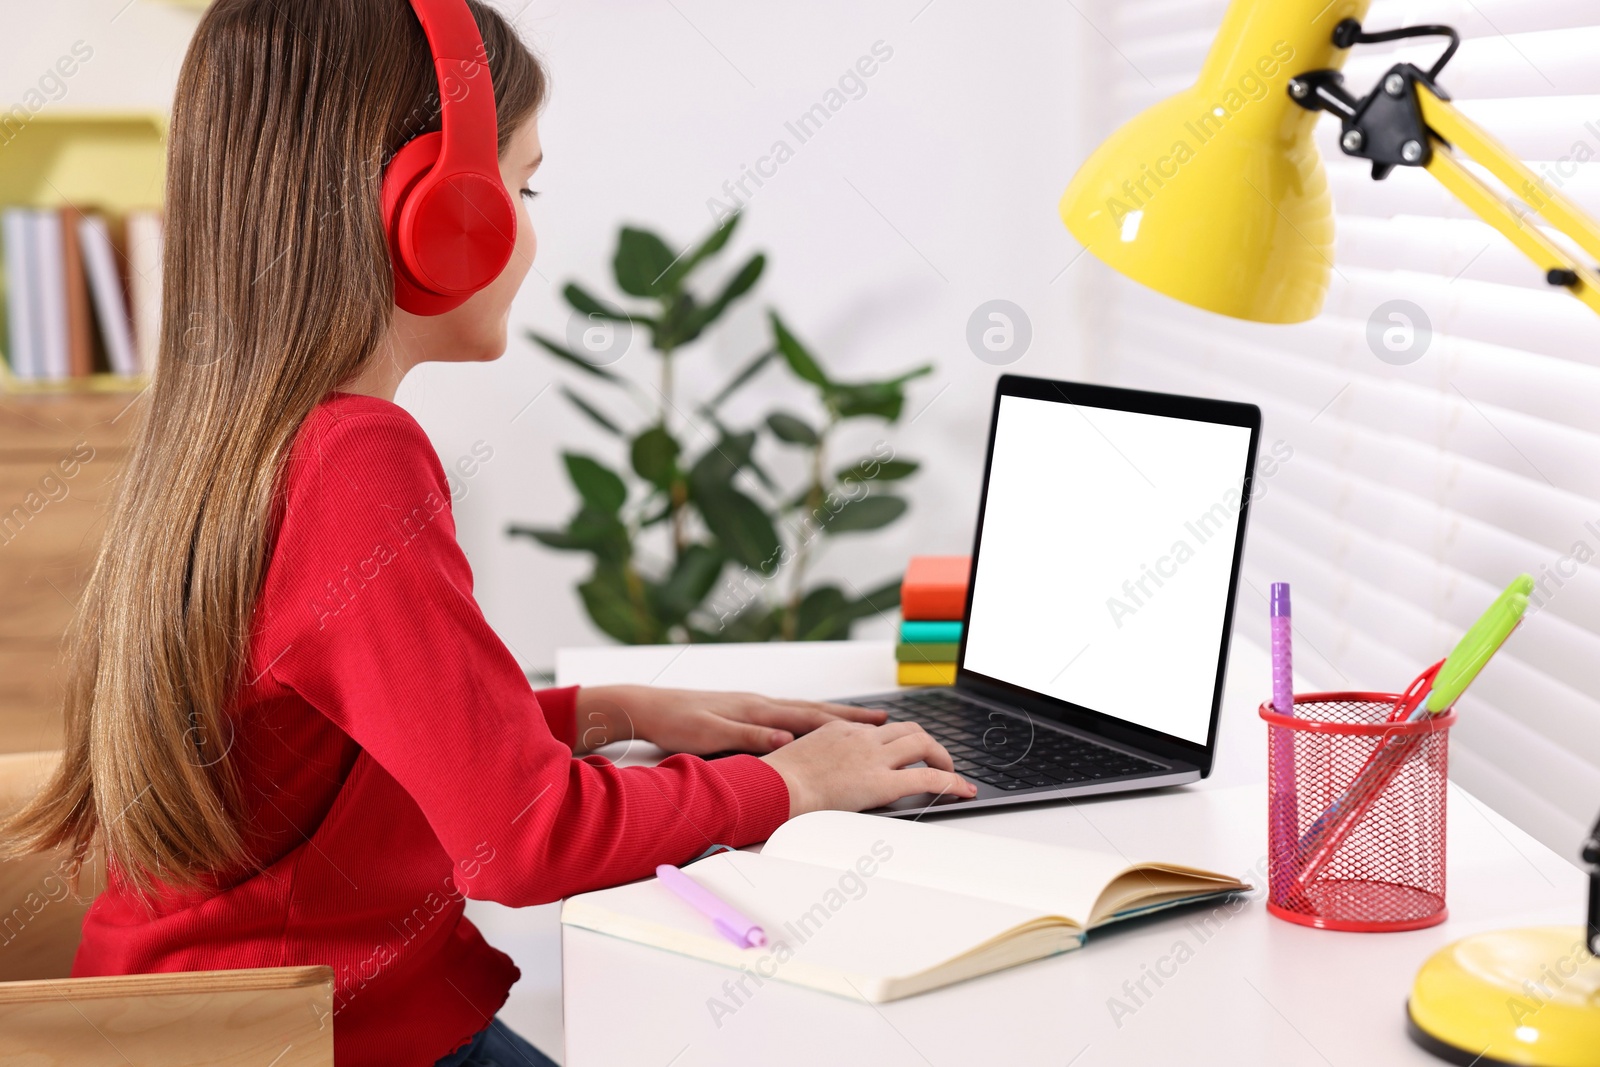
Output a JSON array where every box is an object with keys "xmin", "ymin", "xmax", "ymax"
[
  {"xmin": 1269, "ymin": 582, "xmax": 1297, "ymax": 904},
  {"xmin": 656, "ymin": 863, "xmax": 767, "ymax": 949},
  {"xmin": 1271, "ymin": 583, "xmax": 1294, "ymax": 716}
]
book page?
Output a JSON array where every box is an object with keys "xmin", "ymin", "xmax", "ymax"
[
  {"xmin": 763, "ymin": 810, "xmax": 1242, "ymax": 926},
  {"xmin": 561, "ymin": 850, "xmax": 1076, "ymax": 1001}
]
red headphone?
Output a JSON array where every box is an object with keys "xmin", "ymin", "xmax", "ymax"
[{"xmin": 382, "ymin": 0, "xmax": 517, "ymax": 315}]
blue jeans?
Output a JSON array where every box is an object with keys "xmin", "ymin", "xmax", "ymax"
[{"xmin": 434, "ymin": 1018, "xmax": 559, "ymax": 1067}]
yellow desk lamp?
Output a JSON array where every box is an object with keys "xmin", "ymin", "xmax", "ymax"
[
  {"xmin": 1060, "ymin": 3, "xmax": 1600, "ymax": 1063},
  {"xmin": 1059, "ymin": 0, "xmax": 1600, "ymax": 324}
]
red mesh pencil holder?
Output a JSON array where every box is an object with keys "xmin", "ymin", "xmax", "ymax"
[{"xmin": 1260, "ymin": 692, "xmax": 1455, "ymax": 932}]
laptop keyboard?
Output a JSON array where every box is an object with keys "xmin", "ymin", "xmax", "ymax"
[{"xmin": 849, "ymin": 690, "xmax": 1166, "ymax": 792}]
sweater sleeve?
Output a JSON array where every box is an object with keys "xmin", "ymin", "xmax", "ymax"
[
  {"xmin": 531, "ymin": 684, "xmax": 579, "ymax": 749},
  {"xmin": 254, "ymin": 408, "xmax": 791, "ymax": 906}
]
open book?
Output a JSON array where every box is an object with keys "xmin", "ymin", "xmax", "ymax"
[{"xmin": 561, "ymin": 810, "xmax": 1249, "ymax": 1002}]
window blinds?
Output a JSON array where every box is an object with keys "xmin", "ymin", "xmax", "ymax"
[{"xmin": 1086, "ymin": 0, "xmax": 1600, "ymax": 858}]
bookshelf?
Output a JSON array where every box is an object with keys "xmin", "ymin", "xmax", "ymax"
[
  {"xmin": 0, "ymin": 114, "xmax": 158, "ymax": 744},
  {"xmin": 0, "ymin": 111, "xmax": 164, "ymax": 395},
  {"xmin": 0, "ymin": 393, "xmax": 137, "ymax": 752}
]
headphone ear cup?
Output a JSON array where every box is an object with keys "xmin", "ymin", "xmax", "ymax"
[
  {"xmin": 382, "ymin": 132, "xmax": 465, "ymax": 315},
  {"xmin": 381, "ymin": 131, "xmax": 518, "ymax": 316}
]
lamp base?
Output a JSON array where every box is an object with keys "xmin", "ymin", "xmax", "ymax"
[{"xmin": 1407, "ymin": 927, "xmax": 1600, "ymax": 1067}]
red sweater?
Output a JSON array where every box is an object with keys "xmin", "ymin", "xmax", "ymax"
[{"xmin": 73, "ymin": 392, "xmax": 792, "ymax": 1066}]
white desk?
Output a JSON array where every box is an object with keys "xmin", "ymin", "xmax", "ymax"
[{"xmin": 466, "ymin": 639, "xmax": 1588, "ymax": 1067}]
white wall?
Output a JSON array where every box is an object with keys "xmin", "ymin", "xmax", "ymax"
[{"xmin": 6, "ymin": 0, "xmax": 1096, "ymax": 669}]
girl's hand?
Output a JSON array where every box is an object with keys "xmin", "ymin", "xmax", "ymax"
[
  {"xmin": 761, "ymin": 720, "xmax": 978, "ymax": 816},
  {"xmin": 571, "ymin": 685, "xmax": 888, "ymax": 757}
]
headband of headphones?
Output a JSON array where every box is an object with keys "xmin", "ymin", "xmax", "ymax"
[{"xmin": 382, "ymin": 0, "xmax": 517, "ymax": 315}]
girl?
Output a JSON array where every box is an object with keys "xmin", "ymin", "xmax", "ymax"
[{"xmin": 1, "ymin": 2, "xmax": 973, "ymax": 1065}]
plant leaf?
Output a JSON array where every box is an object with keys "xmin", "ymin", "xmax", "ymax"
[
  {"xmin": 563, "ymin": 283, "xmax": 635, "ymax": 321},
  {"xmin": 828, "ymin": 382, "xmax": 905, "ymax": 421},
  {"xmin": 562, "ymin": 386, "xmax": 624, "ymax": 436},
  {"xmin": 795, "ymin": 584, "xmax": 851, "ymax": 640},
  {"xmin": 836, "ymin": 457, "xmax": 919, "ymax": 482},
  {"xmin": 505, "ymin": 524, "xmax": 585, "ymax": 551},
  {"xmin": 765, "ymin": 411, "xmax": 819, "ymax": 446},
  {"xmin": 659, "ymin": 213, "xmax": 740, "ymax": 292},
  {"xmin": 891, "ymin": 365, "xmax": 936, "ymax": 385},
  {"xmin": 744, "ymin": 455, "xmax": 781, "ymax": 496},
  {"xmin": 570, "ymin": 508, "xmax": 631, "ymax": 565},
  {"xmin": 704, "ymin": 349, "xmax": 775, "ymax": 413},
  {"xmin": 527, "ymin": 330, "xmax": 621, "ymax": 382},
  {"xmin": 579, "ymin": 565, "xmax": 663, "ymax": 644},
  {"xmin": 563, "ymin": 453, "xmax": 628, "ymax": 513},
  {"xmin": 653, "ymin": 292, "xmax": 701, "ymax": 350},
  {"xmin": 850, "ymin": 575, "xmax": 904, "ymax": 613},
  {"xmin": 677, "ymin": 253, "xmax": 765, "ymax": 341},
  {"xmin": 795, "ymin": 577, "xmax": 902, "ymax": 640},
  {"xmin": 630, "ymin": 425, "xmax": 680, "ymax": 489},
  {"xmin": 687, "ymin": 430, "xmax": 758, "ymax": 491},
  {"xmin": 828, "ymin": 367, "xmax": 934, "ymax": 422},
  {"xmin": 691, "ymin": 601, "xmax": 781, "ymax": 643},
  {"xmin": 508, "ymin": 506, "xmax": 630, "ymax": 566},
  {"xmin": 821, "ymin": 494, "xmax": 908, "ymax": 534},
  {"xmin": 694, "ymin": 482, "xmax": 781, "ymax": 573},
  {"xmin": 614, "ymin": 226, "xmax": 679, "ymax": 297},
  {"xmin": 654, "ymin": 544, "xmax": 726, "ymax": 625},
  {"xmin": 770, "ymin": 312, "xmax": 829, "ymax": 386}
]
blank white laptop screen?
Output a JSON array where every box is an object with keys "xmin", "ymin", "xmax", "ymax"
[{"xmin": 962, "ymin": 394, "xmax": 1254, "ymax": 745}]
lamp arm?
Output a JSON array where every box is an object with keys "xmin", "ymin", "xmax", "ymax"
[
  {"xmin": 1289, "ymin": 30, "xmax": 1600, "ymax": 318},
  {"xmin": 1413, "ymin": 85, "xmax": 1600, "ymax": 316}
]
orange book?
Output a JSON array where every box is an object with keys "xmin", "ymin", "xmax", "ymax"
[{"xmin": 900, "ymin": 555, "xmax": 970, "ymax": 620}]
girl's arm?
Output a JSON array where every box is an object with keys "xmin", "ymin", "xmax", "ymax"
[{"xmin": 253, "ymin": 411, "xmax": 790, "ymax": 906}]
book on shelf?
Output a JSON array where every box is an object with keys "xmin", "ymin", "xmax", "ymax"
[
  {"xmin": 125, "ymin": 210, "xmax": 163, "ymax": 373},
  {"xmin": 32, "ymin": 211, "xmax": 69, "ymax": 380},
  {"xmin": 79, "ymin": 214, "xmax": 140, "ymax": 376},
  {"xmin": 2, "ymin": 210, "xmax": 35, "ymax": 380},
  {"xmin": 0, "ymin": 205, "xmax": 161, "ymax": 386},
  {"xmin": 60, "ymin": 207, "xmax": 96, "ymax": 379}
]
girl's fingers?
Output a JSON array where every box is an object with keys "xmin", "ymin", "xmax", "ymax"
[
  {"xmin": 729, "ymin": 701, "xmax": 839, "ymax": 734},
  {"xmin": 882, "ymin": 731, "xmax": 956, "ymax": 772},
  {"xmin": 697, "ymin": 716, "xmax": 792, "ymax": 754},
  {"xmin": 900, "ymin": 766, "xmax": 976, "ymax": 798},
  {"xmin": 873, "ymin": 720, "xmax": 931, "ymax": 744},
  {"xmin": 785, "ymin": 699, "xmax": 886, "ymax": 725},
  {"xmin": 729, "ymin": 699, "xmax": 885, "ymax": 733}
]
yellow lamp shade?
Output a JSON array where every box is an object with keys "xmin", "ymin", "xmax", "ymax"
[{"xmin": 1059, "ymin": 0, "xmax": 1372, "ymax": 324}]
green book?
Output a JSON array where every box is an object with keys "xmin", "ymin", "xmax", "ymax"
[
  {"xmin": 896, "ymin": 641, "xmax": 960, "ymax": 663},
  {"xmin": 899, "ymin": 620, "xmax": 962, "ymax": 643}
]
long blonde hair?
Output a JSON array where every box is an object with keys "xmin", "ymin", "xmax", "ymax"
[{"xmin": 2, "ymin": 0, "xmax": 545, "ymax": 893}]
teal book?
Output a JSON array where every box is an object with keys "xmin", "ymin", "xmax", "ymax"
[{"xmin": 900, "ymin": 620, "xmax": 962, "ymax": 643}]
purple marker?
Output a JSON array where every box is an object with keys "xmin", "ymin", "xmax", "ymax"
[
  {"xmin": 1271, "ymin": 583, "xmax": 1294, "ymax": 716},
  {"xmin": 1269, "ymin": 582, "xmax": 1297, "ymax": 903},
  {"xmin": 656, "ymin": 863, "xmax": 767, "ymax": 948}
]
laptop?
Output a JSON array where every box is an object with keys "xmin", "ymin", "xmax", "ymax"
[{"xmin": 840, "ymin": 374, "xmax": 1262, "ymax": 816}]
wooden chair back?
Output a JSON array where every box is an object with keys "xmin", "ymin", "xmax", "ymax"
[
  {"xmin": 0, "ymin": 750, "xmax": 335, "ymax": 1064},
  {"xmin": 0, "ymin": 750, "xmax": 96, "ymax": 982}
]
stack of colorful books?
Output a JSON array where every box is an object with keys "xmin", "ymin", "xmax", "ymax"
[{"xmin": 896, "ymin": 555, "xmax": 969, "ymax": 686}]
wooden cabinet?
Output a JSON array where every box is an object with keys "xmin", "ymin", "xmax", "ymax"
[{"xmin": 0, "ymin": 393, "xmax": 136, "ymax": 753}]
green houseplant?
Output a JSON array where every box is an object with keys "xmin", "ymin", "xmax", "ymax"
[{"xmin": 508, "ymin": 214, "xmax": 931, "ymax": 643}]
